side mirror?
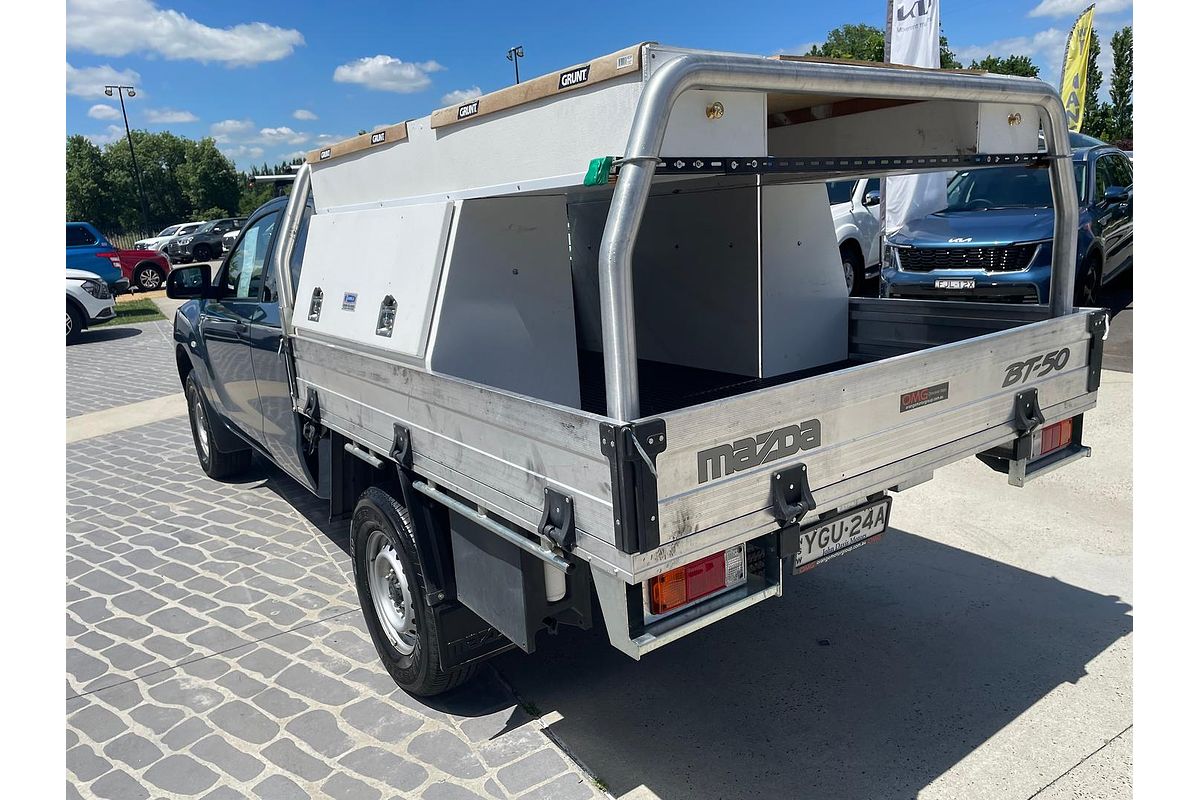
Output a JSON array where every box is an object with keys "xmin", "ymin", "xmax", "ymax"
[
  {"xmin": 166, "ymin": 264, "xmax": 212, "ymax": 299},
  {"xmin": 863, "ymin": 190, "xmax": 881, "ymax": 207},
  {"xmin": 1103, "ymin": 185, "xmax": 1130, "ymax": 204}
]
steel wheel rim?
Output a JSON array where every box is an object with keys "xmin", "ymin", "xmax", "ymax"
[
  {"xmin": 65, "ymin": 311, "xmax": 73, "ymax": 338},
  {"xmin": 366, "ymin": 529, "xmax": 418, "ymax": 656},
  {"xmin": 192, "ymin": 392, "xmax": 210, "ymax": 459}
]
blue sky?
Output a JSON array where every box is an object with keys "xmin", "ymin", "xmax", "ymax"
[{"xmin": 66, "ymin": 0, "xmax": 1133, "ymax": 170}]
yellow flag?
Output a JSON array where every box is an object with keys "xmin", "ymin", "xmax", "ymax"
[{"xmin": 1060, "ymin": 4, "xmax": 1096, "ymax": 133}]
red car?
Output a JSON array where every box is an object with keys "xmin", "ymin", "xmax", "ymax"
[{"xmin": 117, "ymin": 248, "xmax": 172, "ymax": 292}]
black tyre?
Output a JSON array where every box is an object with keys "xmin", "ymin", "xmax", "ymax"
[
  {"xmin": 66, "ymin": 303, "xmax": 84, "ymax": 344},
  {"xmin": 1075, "ymin": 258, "xmax": 1102, "ymax": 307},
  {"xmin": 134, "ymin": 264, "xmax": 165, "ymax": 291},
  {"xmin": 840, "ymin": 243, "xmax": 863, "ymax": 295},
  {"xmin": 352, "ymin": 487, "xmax": 478, "ymax": 696},
  {"xmin": 193, "ymin": 243, "xmax": 213, "ymax": 262},
  {"xmin": 185, "ymin": 373, "xmax": 251, "ymax": 480}
]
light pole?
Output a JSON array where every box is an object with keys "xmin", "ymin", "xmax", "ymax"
[
  {"xmin": 506, "ymin": 45, "xmax": 525, "ymax": 84},
  {"xmin": 104, "ymin": 84, "xmax": 151, "ymax": 231}
]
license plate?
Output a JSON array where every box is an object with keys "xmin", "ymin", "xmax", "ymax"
[
  {"xmin": 792, "ymin": 498, "xmax": 891, "ymax": 574},
  {"xmin": 934, "ymin": 278, "xmax": 975, "ymax": 290}
]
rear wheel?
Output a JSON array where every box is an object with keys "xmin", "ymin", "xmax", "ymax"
[
  {"xmin": 352, "ymin": 487, "xmax": 478, "ymax": 696},
  {"xmin": 840, "ymin": 243, "xmax": 863, "ymax": 295},
  {"xmin": 66, "ymin": 303, "xmax": 83, "ymax": 344},
  {"xmin": 134, "ymin": 264, "xmax": 165, "ymax": 291},
  {"xmin": 185, "ymin": 373, "xmax": 251, "ymax": 479},
  {"xmin": 1075, "ymin": 258, "xmax": 1102, "ymax": 307}
]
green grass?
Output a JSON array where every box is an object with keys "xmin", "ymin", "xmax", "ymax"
[{"xmin": 96, "ymin": 299, "xmax": 166, "ymax": 326}]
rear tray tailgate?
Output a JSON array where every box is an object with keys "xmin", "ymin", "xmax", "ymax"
[{"xmin": 644, "ymin": 309, "xmax": 1103, "ymax": 551}]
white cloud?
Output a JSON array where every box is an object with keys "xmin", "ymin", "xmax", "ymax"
[
  {"xmin": 66, "ymin": 62, "xmax": 141, "ymax": 98},
  {"xmin": 960, "ymin": 14, "xmax": 1129, "ymax": 95},
  {"xmin": 292, "ymin": 109, "xmax": 318, "ymax": 121},
  {"xmin": 67, "ymin": 0, "xmax": 303, "ymax": 66},
  {"xmin": 440, "ymin": 86, "xmax": 482, "ymax": 106},
  {"xmin": 1029, "ymin": 0, "xmax": 1131, "ymax": 18},
  {"xmin": 773, "ymin": 42, "xmax": 822, "ymax": 57},
  {"xmin": 210, "ymin": 119, "xmax": 256, "ymax": 142},
  {"xmin": 258, "ymin": 126, "xmax": 309, "ymax": 145},
  {"xmin": 333, "ymin": 55, "xmax": 445, "ymax": 93},
  {"xmin": 85, "ymin": 125, "xmax": 126, "ymax": 146},
  {"xmin": 87, "ymin": 104, "xmax": 120, "ymax": 120},
  {"xmin": 145, "ymin": 107, "xmax": 198, "ymax": 124},
  {"xmin": 220, "ymin": 144, "xmax": 265, "ymax": 161},
  {"xmin": 957, "ymin": 28, "xmax": 1066, "ymax": 76}
]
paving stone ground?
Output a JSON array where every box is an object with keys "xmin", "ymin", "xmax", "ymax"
[
  {"xmin": 67, "ymin": 320, "xmax": 182, "ymax": 417},
  {"xmin": 66, "ymin": 321, "xmax": 603, "ymax": 800}
]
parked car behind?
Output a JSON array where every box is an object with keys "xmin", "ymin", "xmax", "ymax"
[
  {"xmin": 155, "ymin": 221, "xmax": 207, "ymax": 254},
  {"xmin": 66, "ymin": 222, "xmax": 130, "ymax": 295},
  {"xmin": 881, "ymin": 142, "xmax": 1132, "ymax": 305},
  {"xmin": 166, "ymin": 218, "xmax": 246, "ymax": 264},
  {"xmin": 66, "ymin": 268, "xmax": 115, "ymax": 343},
  {"xmin": 118, "ymin": 248, "xmax": 173, "ymax": 291},
  {"xmin": 827, "ymin": 177, "xmax": 882, "ymax": 294},
  {"xmin": 134, "ymin": 223, "xmax": 186, "ymax": 252},
  {"xmin": 222, "ymin": 224, "xmax": 243, "ymax": 254}
]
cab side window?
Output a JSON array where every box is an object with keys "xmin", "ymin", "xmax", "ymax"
[{"xmin": 223, "ymin": 212, "xmax": 280, "ymax": 300}]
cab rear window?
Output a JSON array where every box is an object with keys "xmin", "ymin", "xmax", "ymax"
[{"xmin": 67, "ymin": 225, "xmax": 97, "ymax": 247}]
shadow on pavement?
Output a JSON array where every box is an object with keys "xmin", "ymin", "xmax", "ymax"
[
  {"xmin": 74, "ymin": 326, "xmax": 143, "ymax": 344},
  {"xmin": 495, "ymin": 528, "xmax": 1132, "ymax": 799}
]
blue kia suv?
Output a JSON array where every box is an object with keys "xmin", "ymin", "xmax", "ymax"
[{"xmin": 881, "ymin": 138, "xmax": 1132, "ymax": 306}]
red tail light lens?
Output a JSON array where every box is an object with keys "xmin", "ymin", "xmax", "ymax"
[
  {"xmin": 1038, "ymin": 418, "xmax": 1074, "ymax": 458},
  {"xmin": 648, "ymin": 546, "xmax": 746, "ymax": 616}
]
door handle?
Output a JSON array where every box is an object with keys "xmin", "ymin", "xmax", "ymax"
[{"xmin": 234, "ymin": 321, "xmax": 249, "ymax": 335}]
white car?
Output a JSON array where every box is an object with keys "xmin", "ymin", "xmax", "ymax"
[
  {"xmin": 146, "ymin": 221, "xmax": 207, "ymax": 254},
  {"xmin": 827, "ymin": 178, "xmax": 882, "ymax": 294},
  {"xmin": 66, "ymin": 268, "xmax": 116, "ymax": 343},
  {"xmin": 222, "ymin": 226, "xmax": 242, "ymax": 254}
]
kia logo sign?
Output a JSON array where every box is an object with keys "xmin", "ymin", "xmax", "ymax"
[{"xmin": 896, "ymin": 0, "xmax": 933, "ymax": 21}]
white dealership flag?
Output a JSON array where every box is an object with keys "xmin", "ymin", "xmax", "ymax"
[{"xmin": 883, "ymin": 0, "xmax": 948, "ymax": 234}]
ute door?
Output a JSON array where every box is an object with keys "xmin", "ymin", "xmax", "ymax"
[
  {"xmin": 856, "ymin": 178, "xmax": 882, "ymax": 267},
  {"xmin": 198, "ymin": 210, "xmax": 280, "ymax": 440},
  {"xmin": 249, "ymin": 199, "xmax": 317, "ymax": 490}
]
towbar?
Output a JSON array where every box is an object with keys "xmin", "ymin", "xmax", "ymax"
[{"xmin": 597, "ymin": 53, "xmax": 1079, "ymax": 421}]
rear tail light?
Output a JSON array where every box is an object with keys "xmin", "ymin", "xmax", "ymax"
[
  {"xmin": 1037, "ymin": 417, "xmax": 1074, "ymax": 458},
  {"xmin": 648, "ymin": 545, "xmax": 746, "ymax": 616},
  {"xmin": 97, "ymin": 251, "xmax": 121, "ymax": 270}
]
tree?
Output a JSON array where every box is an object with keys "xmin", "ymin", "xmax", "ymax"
[
  {"xmin": 101, "ymin": 130, "xmax": 192, "ymax": 232},
  {"xmin": 1080, "ymin": 28, "xmax": 1106, "ymax": 139},
  {"xmin": 179, "ymin": 138, "xmax": 239, "ymax": 220},
  {"xmin": 807, "ymin": 24, "xmax": 885, "ymax": 62},
  {"xmin": 66, "ymin": 135, "xmax": 116, "ymax": 229},
  {"xmin": 968, "ymin": 54, "xmax": 1039, "ymax": 77},
  {"xmin": 1108, "ymin": 25, "xmax": 1132, "ymax": 142},
  {"xmin": 940, "ymin": 35, "xmax": 962, "ymax": 70},
  {"xmin": 806, "ymin": 23, "xmax": 960, "ymax": 68}
]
